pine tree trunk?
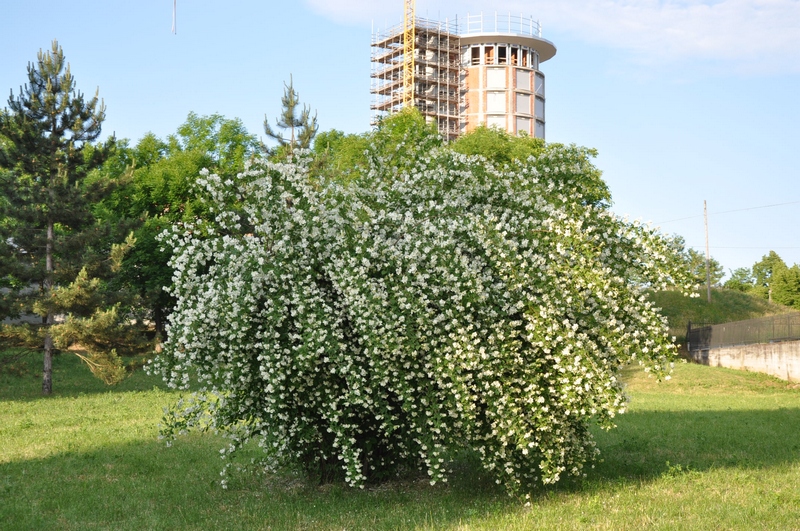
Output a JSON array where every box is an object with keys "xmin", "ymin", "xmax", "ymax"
[
  {"xmin": 42, "ymin": 220, "xmax": 54, "ymax": 396},
  {"xmin": 42, "ymin": 325, "xmax": 53, "ymax": 395}
]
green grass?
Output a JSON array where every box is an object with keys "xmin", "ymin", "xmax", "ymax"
[
  {"xmin": 649, "ymin": 288, "xmax": 792, "ymax": 347},
  {"xmin": 2, "ymin": 354, "xmax": 800, "ymax": 530}
]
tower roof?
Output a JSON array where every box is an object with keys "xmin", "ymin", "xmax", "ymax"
[{"xmin": 460, "ymin": 12, "xmax": 556, "ymax": 62}]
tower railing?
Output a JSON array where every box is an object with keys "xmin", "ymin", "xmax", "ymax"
[
  {"xmin": 464, "ymin": 12, "xmax": 542, "ymax": 38},
  {"xmin": 372, "ymin": 18, "xmax": 460, "ymax": 45}
]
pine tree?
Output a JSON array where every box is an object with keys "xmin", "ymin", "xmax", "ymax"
[
  {"xmin": 0, "ymin": 41, "xmax": 144, "ymax": 394},
  {"xmin": 263, "ymin": 75, "xmax": 318, "ymax": 156}
]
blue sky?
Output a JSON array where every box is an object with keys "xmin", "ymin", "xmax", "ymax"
[{"xmin": 2, "ymin": 0, "xmax": 799, "ymax": 275}]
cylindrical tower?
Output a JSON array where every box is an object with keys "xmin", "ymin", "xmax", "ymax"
[{"xmin": 460, "ymin": 13, "xmax": 556, "ymax": 139}]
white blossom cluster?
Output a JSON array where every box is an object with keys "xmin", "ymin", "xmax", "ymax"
[{"xmin": 150, "ymin": 141, "xmax": 694, "ymax": 495}]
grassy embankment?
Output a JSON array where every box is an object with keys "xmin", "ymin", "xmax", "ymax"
[
  {"xmin": 648, "ymin": 288, "xmax": 793, "ymax": 350},
  {"xmin": 1, "ymin": 352, "xmax": 799, "ymax": 530}
]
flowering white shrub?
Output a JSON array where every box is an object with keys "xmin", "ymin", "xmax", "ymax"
[{"xmin": 151, "ymin": 132, "xmax": 694, "ymax": 495}]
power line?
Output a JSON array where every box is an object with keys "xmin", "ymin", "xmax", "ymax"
[
  {"xmin": 694, "ymin": 246, "xmax": 800, "ymax": 250},
  {"xmin": 714, "ymin": 200, "xmax": 800, "ymax": 216},
  {"xmin": 656, "ymin": 200, "xmax": 800, "ymax": 225}
]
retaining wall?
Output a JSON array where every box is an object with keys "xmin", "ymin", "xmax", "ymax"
[{"xmin": 691, "ymin": 340, "xmax": 800, "ymax": 382}]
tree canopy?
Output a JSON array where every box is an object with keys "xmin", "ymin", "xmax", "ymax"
[
  {"xmin": 720, "ymin": 251, "xmax": 800, "ymax": 310},
  {"xmin": 685, "ymin": 248, "xmax": 725, "ymax": 287},
  {"xmin": 752, "ymin": 251, "xmax": 787, "ymax": 299},
  {"xmin": 724, "ymin": 267, "xmax": 755, "ymax": 292},
  {"xmin": 97, "ymin": 113, "xmax": 260, "ymax": 336},
  {"xmin": 451, "ymin": 126, "xmax": 610, "ymax": 206}
]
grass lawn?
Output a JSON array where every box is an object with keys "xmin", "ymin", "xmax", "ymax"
[{"xmin": 1, "ymin": 354, "xmax": 799, "ymax": 530}]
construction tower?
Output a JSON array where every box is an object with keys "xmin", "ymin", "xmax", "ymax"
[
  {"xmin": 371, "ymin": 11, "xmax": 556, "ymax": 140},
  {"xmin": 371, "ymin": 15, "xmax": 461, "ymax": 140}
]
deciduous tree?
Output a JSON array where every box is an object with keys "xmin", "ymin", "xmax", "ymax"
[
  {"xmin": 451, "ymin": 125, "xmax": 610, "ymax": 206},
  {"xmin": 724, "ymin": 267, "xmax": 755, "ymax": 292},
  {"xmin": 771, "ymin": 264, "xmax": 800, "ymax": 309},
  {"xmin": 684, "ymin": 247, "xmax": 724, "ymax": 287},
  {"xmin": 98, "ymin": 113, "xmax": 259, "ymax": 337},
  {"xmin": 752, "ymin": 250, "xmax": 788, "ymax": 300}
]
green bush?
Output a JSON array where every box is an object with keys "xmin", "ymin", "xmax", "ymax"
[{"xmin": 151, "ymin": 119, "xmax": 693, "ymax": 497}]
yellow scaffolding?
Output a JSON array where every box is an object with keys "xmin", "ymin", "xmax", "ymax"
[
  {"xmin": 402, "ymin": 0, "xmax": 416, "ymax": 108},
  {"xmin": 371, "ymin": 16, "xmax": 461, "ymax": 140}
]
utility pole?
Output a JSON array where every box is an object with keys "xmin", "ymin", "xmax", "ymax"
[{"xmin": 704, "ymin": 200, "xmax": 711, "ymax": 303}]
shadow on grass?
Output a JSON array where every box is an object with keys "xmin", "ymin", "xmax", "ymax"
[
  {"xmin": 2, "ymin": 406, "xmax": 799, "ymax": 530},
  {"xmin": 0, "ymin": 352, "xmax": 167, "ymax": 402}
]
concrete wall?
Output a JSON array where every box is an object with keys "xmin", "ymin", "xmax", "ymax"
[{"xmin": 691, "ymin": 340, "xmax": 800, "ymax": 382}]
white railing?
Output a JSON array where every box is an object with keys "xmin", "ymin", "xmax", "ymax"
[
  {"xmin": 464, "ymin": 12, "xmax": 542, "ymax": 38},
  {"xmin": 414, "ymin": 16, "xmax": 459, "ymax": 35},
  {"xmin": 372, "ymin": 17, "xmax": 460, "ymax": 46}
]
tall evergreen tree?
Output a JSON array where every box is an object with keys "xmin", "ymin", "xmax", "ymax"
[
  {"xmin": 0, "ymin": 41, "xmax": 139, "ymax": 394},
  {"xmin": 263, "ymin": 75, "xmax": 318, "ymax": 156}
]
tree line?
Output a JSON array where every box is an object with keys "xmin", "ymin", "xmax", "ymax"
[
  {"xmin": 0, "ymin": 40, "xmax": 751, "ymax": 495},
  {"xmin": 723, "ymin": 251, "xmax": 800, "ymax": 308},
  {"xmin": 0, "ymin": 41, "xmax": 317, "ymax": 393},
  {"xmin": 0, "ymin": 41, "xmax": 582, "ymax": 394},
  {"xmin": 3, "ymin": 41, "xmax": 794, "ymax": 400}
]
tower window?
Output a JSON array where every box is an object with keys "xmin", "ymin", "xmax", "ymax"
[
  {"xmin": 516, "ymin": 69, "xmax": 531, "ymax": 91},
  {"xmin": 516, "ymin": 93, "xmax": 531, "ymax": 114},
  {"xmin": 535, "ymin": 73, "xmax": 545, "ymax": 95},
  {"xmin": 516, "ymin": 117, "xmax": 531, "ymax": 135},
  {"xmin": 487, "ymin": 115, "xmax": 506, "ymax": 129},
  {"xmin": 535, "ymin": 120, "xmax": 545, "ymax": 138},
  {"xmin": 487, "ymin": 91, "xmax": 506, "ymax": 113},
  {"xmin": 486, "ymin": 68, "xmax": 505, "ymax": 88},
  {"xmin": 535, "ymin": 96, "xmax": 545, "ymax": 119}
]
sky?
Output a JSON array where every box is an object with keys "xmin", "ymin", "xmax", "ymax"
[{"xmin": 2, "ymin": 0, "xmax": 799, "ymax": 276}]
